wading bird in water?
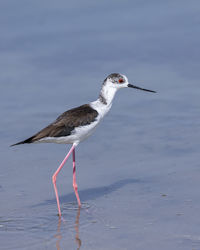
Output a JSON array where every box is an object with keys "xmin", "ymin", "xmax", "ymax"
[{"xmin": 11, "ymin": 73, "xmax": 156, "ymax": 216}]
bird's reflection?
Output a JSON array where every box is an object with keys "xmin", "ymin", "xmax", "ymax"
[
  {"xmin": 55, "ymin": 217, "xmax": 62, "ymax": 250},
  {"xmin": 75, "ymin": 208, "xmax": 81, "ymax": 249},
  {"xmin": 55, "ymin": 207, "xmax": 81, "ymax": 250}
]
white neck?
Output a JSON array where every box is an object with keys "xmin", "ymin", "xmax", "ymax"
[
  {"xmin": 99, "ymin": 83, "xmax": 118, "ymax": 106},
  {"xmin": 90, "ymin": 82, "xmax": 118, "ymax": 118}
]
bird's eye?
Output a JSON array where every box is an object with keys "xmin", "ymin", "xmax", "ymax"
[{"xmin": 118, "ymin": 78, "xmax": 124, "ymax": 83}]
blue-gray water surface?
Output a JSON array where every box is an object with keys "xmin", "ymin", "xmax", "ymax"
[{"xmin": 1, "ymin": 1, "xmax": 200, "ymax": 249}]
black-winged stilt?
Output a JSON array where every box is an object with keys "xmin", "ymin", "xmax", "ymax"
[{"xmin": 11, "ymin": 73, "xmax": 156, "ymax": 216}]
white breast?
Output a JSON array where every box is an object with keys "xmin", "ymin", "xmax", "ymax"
[
  {"xmin": 90, "ymin": 100, "xmax": 112, "ymax": 119},
  {"xmin": 37, "ymin": 100, "xmax": 112, "ymax": 145},
  {"xmin": 37, "ymin": 113, "xmax": 101, "ymax": 145}
]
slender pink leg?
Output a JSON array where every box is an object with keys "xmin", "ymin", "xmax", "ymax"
[
  {"xmin": 52, "ymin": 144, "xmax": 75, "ymax": 217},
  {"xmin": 72, "ymin": 148, "xmax": 81, "ymax": 207}
]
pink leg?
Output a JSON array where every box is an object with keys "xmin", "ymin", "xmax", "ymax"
[
  {"xmin": 72, "ymin": 148, "xmax": 81, "ymax": 207},
  {"xmin": 52, "ymin": 144, "xmax": 75, "ymax": 217}
]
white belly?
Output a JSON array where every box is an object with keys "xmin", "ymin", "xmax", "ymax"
[
  {"xmin": 37, "ymin": 119, "xmax": 100, "ymax": 144},
  {"xmin": 37, "ymin": 101, "xmax": 111, "ymax": 145}
]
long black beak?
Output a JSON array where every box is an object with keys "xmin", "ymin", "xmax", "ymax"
[{"xmin": 128, "ymin": 83, "xmax": 156, "ymax": 93}]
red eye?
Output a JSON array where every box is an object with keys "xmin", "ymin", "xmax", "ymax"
[{"xmin": 118, "ymin": 78, "xmax": 124, "ymax": 83}]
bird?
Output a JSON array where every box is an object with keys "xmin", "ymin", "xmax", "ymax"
[{"xmin": 11, "ymin": 73, "xmax": 156, "ymax": 216}]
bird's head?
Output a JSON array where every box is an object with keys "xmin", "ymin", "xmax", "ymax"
[{"xmin": 103, "ymin": 73, "xmax": 156, "ymax": 93}]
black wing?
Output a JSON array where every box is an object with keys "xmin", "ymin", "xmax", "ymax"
[{"xmin": 11, "ymin": 104, "xmax": 98, "ymax": 146}]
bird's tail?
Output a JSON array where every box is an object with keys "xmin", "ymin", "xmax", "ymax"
[{"xmin": 10, "ymin": 136, "xmax": 35, "ymax": 147}]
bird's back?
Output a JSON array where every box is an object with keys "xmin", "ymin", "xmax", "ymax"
[{"xmin": 11, "ymin": 104, "xmax": 99, "ymax": 146}]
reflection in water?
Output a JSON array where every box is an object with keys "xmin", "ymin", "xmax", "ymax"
[
  {"xmin": 55, "ymin": 217, "xmax": 62, "ymax": 250},
  {"xmin": 55, "ymin": 207, "xmax": 81, "ymax": 250},
  {"xmin": 75, "ymin": 208, "xmax": 81, "ymax": 250}
]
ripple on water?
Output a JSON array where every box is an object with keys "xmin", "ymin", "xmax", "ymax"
[
  {"xmin": 62, "ymin": 202, "xmax": 91, "ymax": 210},
  {"xmin": 0, "ymin": 202, "xmax": 101, "ymax": 250}
]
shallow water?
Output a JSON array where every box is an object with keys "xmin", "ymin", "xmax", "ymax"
[{"xmin": 1, "ymin": 0, "xmax": 200, "ymax": 249}]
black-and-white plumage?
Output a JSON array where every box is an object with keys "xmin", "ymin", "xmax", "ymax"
[
  {"xmin": 12, "ymin": 73, "xmax": 155, "ymax": 147},
  {"xmin": 11, "ymin": 73, "xmax": 156, "ymax": 216},
  {"xmin": 11, "ymin": 104, "xmax": 98, "ymax": 146}
]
